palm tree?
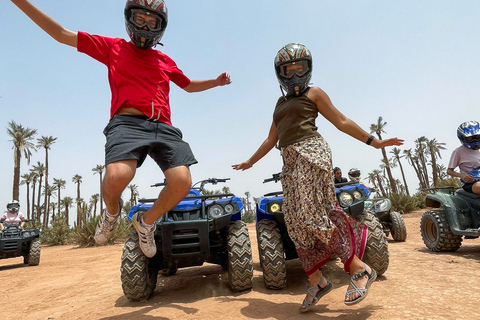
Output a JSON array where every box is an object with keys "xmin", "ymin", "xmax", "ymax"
[
  {"xmin": 90, "ymin": 194, "xmax": 100, "ymax": 217},
  {"xmin": 37, "ymin": 136, "xmax": 57, "ymax": 221},
  {"xmin": 128, "ymin": 184, "xmax": 139, "ymax": 206},
  {"xmin": 92, "ymin": 164, "xmax": 105, "ymax": 215},
  {"xmin": 42, "ymin": 184, "xmax": 57, "ymax": 227},
  {"xmin": 76, "ymin": 197, "xmax": 85, "ymax": 227},
  {"xmin": 367, "ymin": 171, "xmax": 379, "ymax": 192},
  {"xmin": 53, "ymin": 178, "xmax": 66, "ymax": 217},
  {"xmin": 72, "ymin": 174, "xmax": 82, "ymax": 227},
  {"xmin": 244, "ymin": 191, "xmax": 252, "ymax": 214},
  {"xmin": 60, "ymin": 196, "xmax": 74, "ymax": 226},
  {"xmin": 372, "ymin": 169, "xmax": 388, "ymax": 197},
  {"xmin": 30, "ymin": 172, "xmax": 38, "ymax": 221},
  {"xmin": 415, "ymin": 136, "xmax": 430, "ymax": 187},
  {"xmin": 32, "ymin": 162, "xmax": 45, "ymax": 225},
  {"xmin": 403, "ymin": 148, "xmax": 426, "ymax": 190},
  {"xmin": 370, "ymin": 117, "xmax": 397, "ymax": 194},
  {"xmin": 50, "ymin": 201, "xmax": 57, "ymax": 220},
  {"xmin": 390, "ymin": 147, "xmax": 410, "ymax": 196},
  {"xmin": 20, "ymin": 172, "xmax": 35, "ymax": 219},
  {"xmin": 7, "ymin": 121, "xmax": 37, "ymax": 201},
  {"xmin": 426, "ymin": 138, "xmax": 446, "ymax": 187}
]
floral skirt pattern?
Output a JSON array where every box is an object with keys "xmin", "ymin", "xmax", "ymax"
[{"xmin": 281, "ymin": 136, "xmax": 368, "ymax": 276}]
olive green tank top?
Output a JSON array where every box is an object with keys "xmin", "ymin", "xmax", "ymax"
[{"xmin": 273, "ymin": 94, "xmax": 320, "ymax": 148}]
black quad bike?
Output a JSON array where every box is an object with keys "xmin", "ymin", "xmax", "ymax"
[
  {"xmin": 0, "ymin": 219, "xmax": 41, "ymax": 266},
  {"xmin": 365, "ymin": 192, "xmax": 407, "ymax": 242},
  {"xmin": 121, "ymin": 178, "xmax": 253, "ymax": 301},
  {"xmin": 255, "ymin": 174, "xmax": 389, "ymax": 290},
  {"xmin": 420, "ymin": 186, "xmax": 480, "ymax": 252}
]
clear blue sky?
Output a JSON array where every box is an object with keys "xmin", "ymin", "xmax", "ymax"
[{"xmin": 1, "ymin": 1, "xmax": 479, "ymax": 224}]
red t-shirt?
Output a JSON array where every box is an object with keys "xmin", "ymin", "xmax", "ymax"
[{"xmin": 77, "ymin": 31, "xmax": 191, "ymax": 125}]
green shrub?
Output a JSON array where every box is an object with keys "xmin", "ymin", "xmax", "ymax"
[
  {"xmin": 241, "ymin": 210, "xmax": 255, "ymax": 223},
  {"xmin": 435, "ymin": 178, "xmax": 461, "ymax": 188},
  {"xmin": 71, "ymin": 215, "xmax": 133, "ymax": 247},
  {"xmin": 389, "ymin": 192, "xmax": 426, "ymax": 214},
  {"xmin": 40, "ymin": 216, "xmax": 72, "ymax": 246}
]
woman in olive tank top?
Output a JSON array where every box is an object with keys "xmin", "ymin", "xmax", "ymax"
[{"xmin": 233, "ymin": 43, "xmax": 403, "ymax": 311}]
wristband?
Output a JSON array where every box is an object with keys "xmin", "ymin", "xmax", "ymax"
[{"xmin": 366, "ymin": 135, "xmax": 375, "ymax": 145}]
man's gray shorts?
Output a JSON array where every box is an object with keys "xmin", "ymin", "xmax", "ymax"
[{"xmin": 103, "ymin": 115, "xmax": 197, "ymax": 171}]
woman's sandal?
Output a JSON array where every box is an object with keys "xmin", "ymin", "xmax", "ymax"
[
  {"xmin": 299, "ymin": 276, "xmax": 333, "ymax": 312},
  {"xmin": 344, "ymin": 263, "xmax": 377, "ymax": 305}
]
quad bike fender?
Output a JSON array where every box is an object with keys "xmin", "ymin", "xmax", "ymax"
[{"xmin": 426, "ymin": 193, "xmax": 475, "ymax": 235}]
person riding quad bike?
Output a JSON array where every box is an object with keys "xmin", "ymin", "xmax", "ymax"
[{"xmin": 0, "ymin": 200, "xmax": 25, "ymax": 230}]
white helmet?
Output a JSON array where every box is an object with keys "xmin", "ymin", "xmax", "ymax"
[
  {"xmin": 348, "ymin": 168, "xmax": 361, "ymax": 182},
  {"xmin": 7, "ymin": 200, "xmax": 20, "ymax": 212}
]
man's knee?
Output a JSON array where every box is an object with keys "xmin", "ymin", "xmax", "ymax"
[
  {"xmin": 165, "ymin": 166, "xmax": 192, "ymax": 192},
  {"xmin": 103, "ymin": 160, "xmax": 137, "ymax": 194},
  {"xmin": 473, "ymin": 182, "xmax": 480, "ymax": 195}
]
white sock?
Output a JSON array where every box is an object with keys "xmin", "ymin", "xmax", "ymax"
[
  {"xmin": 140, "ymin": 216, "xmax": 153, "ymax": 228},
  {"xmin": 105, "ymin": 210, "xmax": 118, "ymax": 220}
]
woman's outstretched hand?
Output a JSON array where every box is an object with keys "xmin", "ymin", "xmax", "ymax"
[
  {"xmin": 232, "ymin": 161, "xmax": 252, "ymax": 171},
  {"xmin": 372, "ymin": 137, "xmax": 404, "ymax": 149}
]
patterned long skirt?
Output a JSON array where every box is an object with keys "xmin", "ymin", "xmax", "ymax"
[{"xmin": 281, "ymin": 136, "xmax": 368, "ymax": 276}]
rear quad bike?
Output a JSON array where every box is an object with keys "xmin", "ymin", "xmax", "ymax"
[
  {"xmin": 364, "ymin": 190, "xmax": 407, "ymax": 242},
  {"xmin": 255, "ymin": 174, "xmax": 389, "ymax": 290},
  {"xmin": 121, "ymin": 178, "xmax": 253, "ymax": 301},
  {"xmin": 420, "ymin": 186, "xmax": 480, "ymax": 252},
  {"xmin": 0, "ymin": 219, "xmax": 41, "ymax": 266}
]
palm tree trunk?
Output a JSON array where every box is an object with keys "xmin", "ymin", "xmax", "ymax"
[
  {"xmin": 25, "ymin": 182, "xmax": 31, "ymax": 220},
  {"xmin": 380, "ymin": 148, "xmax": 397, "ymax": 194},
  {"xmin": 31, "ymin": 182, "xmax": 36, "ymax": 221},
  {"xmin": 36, "ymin": 176, "xmax": 43, "ymax": 225},
  {"xmin": 13, "ymin": 149, "xmax": 21, "ymax": 201},
  {"xmin": 431, "ymin": 156, "xmax": 439, "ymax": 187},
  {"xmin": 398, "ymin": 161, "xmax": 410, "ymax": 196}
]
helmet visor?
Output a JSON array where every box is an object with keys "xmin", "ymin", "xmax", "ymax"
[
  {"xmin": 278, "ymin": 60, "xmax": 309, "ymax": 79},
  {"xmin": 7, "ymin": 203, "xmax": 20, "ymax": 211},
  {"xmin": 464, "ymin": 135, "xmax": 480, "ymax": 143},
  {"xmin": 130, "ymin": 9, "xmax": 163, "ymax": 31}
]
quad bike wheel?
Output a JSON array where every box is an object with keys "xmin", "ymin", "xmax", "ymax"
[
  {"xmin": 24, "ymin": 237, "xmax": 41, "ymax": 266},
  {"xmin": 389, "ymin": 211, "xmax": 407, "ymax": 242},
  {"xmin": 257, "ymin": 219, "xmax": 286, "ymax": 289},
  {"xmin": 227, "ymin": 220, "xmax": 253, "ymax": 292},
  {"xmin": 360, "ymin": 211, "xmax": 389, "ymax": 276},
  {"xmin": 120, "ymin": 232, "xmax": 159, "ymax": 301},
  {"xmin": 420, "ymin": 210, "xmax": 462, "ymax": 252}
]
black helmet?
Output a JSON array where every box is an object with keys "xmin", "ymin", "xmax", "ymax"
[
  {"xmin": 348, "ymin": 168, "xmax": 361, "ymax": 182},
  {"xmin": 125, "ymin": 0, "xmax": 168, "ymax": 49},
  {"xmin": 457, "ymin": 121, "xmax": 480, "ymax": 150},
  {"xmin": 274, "ymin": 43, "xmax": 312, "ymax": 97},
  {"xmin": 7, "ymin": 200, "xmax": 20, "ymax": 212}
]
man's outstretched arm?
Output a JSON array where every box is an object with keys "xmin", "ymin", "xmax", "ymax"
[{"xmin": 11, "ymin": 0, "xmax": 77, "ymax": 47}]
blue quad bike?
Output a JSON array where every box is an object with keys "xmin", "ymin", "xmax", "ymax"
[
  {"xmin": 255, "ymin": 173, "xmax": 389, "ymax": 289},
  {"xmin": 121, "ymin": 178, "xmax": 254, "ymax": 301},
  {"xmin": 0, "ymin": 219, "xmax": 41, "ymax": 266},
  {"xmin": 420, "ymin": 167, "xmax": 480, "ymax": 251}
]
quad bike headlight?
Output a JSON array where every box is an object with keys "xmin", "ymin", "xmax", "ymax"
[
  {"xmin": 268, "ymin": 201, "xmax": 282, "ymax": 214},
  {"xmin": 224, "ymin": 204, "xmax": 234, "ymax": 214},
  {"xmin": 339, "ymin": 191, "xmax": 354, "ymax": 206},
  {"xmin": 378, "ymin": 199, "xmax": 392, "ymax": 212},
  {"xmin": 353, "ymin": 191, "xmax": 363, "ymax": 200},
  {"xmin": 208, "ymin": 204, "xmax": 225, "ymax": 218}
]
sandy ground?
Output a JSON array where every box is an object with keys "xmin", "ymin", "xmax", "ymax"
[{"xmin": 2, "ymin": 209, "xmax": 480, "ymax": 320}]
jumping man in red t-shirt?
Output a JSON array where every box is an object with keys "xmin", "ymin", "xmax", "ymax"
[{"xmin": 11, "ymin": 0, "xmax": 232, "ymax": 258}]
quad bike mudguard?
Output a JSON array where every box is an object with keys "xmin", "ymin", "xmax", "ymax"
[{"xmin": 426, "ymin": 191, "xmax": 480, "ymax": 237}]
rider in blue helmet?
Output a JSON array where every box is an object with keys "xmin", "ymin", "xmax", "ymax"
[{"xmin": 447, "ymin": 121, "xmax": 480, "ymax": 194}]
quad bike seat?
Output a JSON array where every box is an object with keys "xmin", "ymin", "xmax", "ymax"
[{"xmin": 456, "ymin": 189, "xmax": 480, "ymax": 200}]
